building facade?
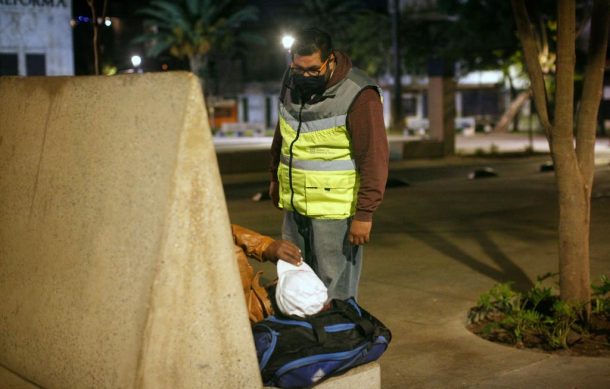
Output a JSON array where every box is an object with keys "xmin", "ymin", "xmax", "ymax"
[{"xmin": 0, "ymin": 0, "xmax": 73, "ymax": 76}]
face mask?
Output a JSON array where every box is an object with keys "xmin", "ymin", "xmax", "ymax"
[{"xmin": 292, "ymin": 73, "xmax": 327, "ymax": 101}]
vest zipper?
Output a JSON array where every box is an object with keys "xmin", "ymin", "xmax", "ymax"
[{"xmin": 288, "ymin": 102, "xmax": 305, "ymax": 213}]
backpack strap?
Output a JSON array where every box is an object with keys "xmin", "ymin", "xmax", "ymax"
[
  {"xmin": 332, "ymin": 300, "xmax": 375, "ymax": 338},
  {"xmin": 308, "ymin": 300, "xmax": 375, "ymax": 345}
]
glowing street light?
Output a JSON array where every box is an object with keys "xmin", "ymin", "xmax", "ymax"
[
  {"xmin": 281, "ymin": 35, "xmax": 294, "ymax": 51},
  {"xmin": 281, "ymin": 35, "xmax": 294, "ymax": 67},
  {"xmin": 131, "ymin": 55, "xmax": 142, "ymax": 68}
]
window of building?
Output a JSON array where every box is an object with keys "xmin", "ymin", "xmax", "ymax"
[
  {"xmin": 402, "ymin": 95, "xmax": 418, "ymax": 116},
  {"xmin": 461, "ymin": 89, "xmax": 500, "ymax": 116},
  {"xmin": 26, "ymin": 54, "xmax": 46, "ymax": 76},
  {"xmin": 0, "ymin": 53, "xmax": 18, "ymax": 76}
]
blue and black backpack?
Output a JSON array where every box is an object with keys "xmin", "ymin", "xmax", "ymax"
[{"xmin": 252, "ymin": 298, "xmax": 391, "ymax": 388}]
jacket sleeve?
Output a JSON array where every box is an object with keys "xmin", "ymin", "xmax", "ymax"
[
  {"xmin": 231, "ymin": 224, "xmax": 275, "ymax": 263},
  {"xmin": 269, "ymin": 121, "xmax": 282, "ymax": 183},
  {"xmin": 347, "ymin": 88, "xmax": 389, "ymax": 222},
  {"xmin": 270, "ymin": 70, "xmax": 290, "ymax": 183}
]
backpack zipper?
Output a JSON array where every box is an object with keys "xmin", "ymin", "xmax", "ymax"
[{"xmin": 266, "ymin": 316, "xmax": 357, "ymax": 332}]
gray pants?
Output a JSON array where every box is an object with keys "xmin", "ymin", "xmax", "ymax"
[{"xmin": 282, "ymin": 211, "xmax": 363, "ymax": 300}]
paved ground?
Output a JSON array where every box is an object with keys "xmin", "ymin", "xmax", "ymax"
[
  {"xmin": 222, "ymin": 134, "xmax": 610, "ymax": 388},
  {"xmin": 215, "ymin": 131, "xmax": 610, "ymax": 156}
]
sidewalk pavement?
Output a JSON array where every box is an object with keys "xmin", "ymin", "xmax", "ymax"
[{"xmin": 223, "ymin": 135, "xmax": 610, "ymax": 388}]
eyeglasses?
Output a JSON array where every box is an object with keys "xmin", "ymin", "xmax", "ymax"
[{"xmin": 290, "ymin": 57, "xmax": 331, "ymax": 77}]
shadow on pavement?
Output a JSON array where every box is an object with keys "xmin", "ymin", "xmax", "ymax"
[{"xmin": 400, "ymin": 220, "xmax": 534, "ymax": 291}]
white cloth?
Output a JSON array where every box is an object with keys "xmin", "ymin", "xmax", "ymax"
[{"xmin": 275, "ymin": 259, "xmax": 328, "ymax": 317}]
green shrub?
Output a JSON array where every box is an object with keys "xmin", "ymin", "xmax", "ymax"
[
  {"xmin": 592, "ymin": 275, "xmax": 610, "ymax": 315},
  {"xmin": 469, "ymin": 274, "xmax": 609, "ymax": 350}
]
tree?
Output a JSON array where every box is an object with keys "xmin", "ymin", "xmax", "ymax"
[
  {"xmin": 299, "ymin": 0, "xmax": 391, "ymax": 77},
  {"xmin": 435, "ymin": 0, "xmax": 521, "ymax": 73},
  {"xmin": 401, "ymin": 1, "xmax": 530, "ymax": 131},
  {"xmin": 82, "ymin": 0, "xmax": 109, "ymax": 75},
  {"xmin": 511, "ymin": 0, "xmax": 610, "ymax": 313},
  {"xmin": 297, "ymin": 0, "xmax": 392, "ymax": 123},
  {"xmin": 134, "ymin": 0, "xmax": 260, "ymax": 92}
]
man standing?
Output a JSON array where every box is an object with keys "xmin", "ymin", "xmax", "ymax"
[{"xmin": 269, "ymin": 28, "xmax": 388, "ymax": 300}]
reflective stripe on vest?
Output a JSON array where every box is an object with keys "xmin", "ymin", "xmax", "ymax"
[
  {"xmin": 279, "ymin": 104, "xmax": 348, "ymax": 134},
  {"xmin": 280, "ymin": 155, "xmax": 356, "ymax": 171}
]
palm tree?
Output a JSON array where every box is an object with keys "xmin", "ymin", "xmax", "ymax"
[{"xmin": 134, "ymin": 0, "xmax": 260, "ymax": 91}]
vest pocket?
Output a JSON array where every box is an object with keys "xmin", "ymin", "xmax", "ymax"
[
  {"xmin": 305, "ymin": 174, "xmax": 354, "ymax": 217},
  {"xmin": 278, "ymin": 165, "xmax": 305, "ymax": 212}
]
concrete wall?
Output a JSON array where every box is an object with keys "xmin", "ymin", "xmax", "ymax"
[{"xmin": 0, "ymin": 72, "xmax": 260, "ymax": 388}]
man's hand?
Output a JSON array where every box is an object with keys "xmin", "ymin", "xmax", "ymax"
[
  {"xmin": 349, "ymin": 220, "xmax": 372, "ymax": 245},
  {"xmin": 269, "ymin": 181, "xmax": 280, "ymax": 210},
  {"xmin": 263, "ymin": 240, "xmax": 303, "ymax": 265}
]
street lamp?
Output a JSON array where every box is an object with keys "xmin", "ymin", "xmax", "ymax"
[
  {"xmin": 281, "ymin": 34, "xmax": 294, "ymax": 66},
  {"xmin": 131, "ymin": 55, "xmax": 142, "ymax": 67},
  {"xmin": 129, "ymin": 55, "xmax": 143, "ymax": 73},
  {"xmin": 281, "ymin": 35, "xmax": 294, "ymax": 51}
]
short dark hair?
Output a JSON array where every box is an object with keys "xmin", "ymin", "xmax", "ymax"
[{"xmin": 293, "ymin": 28, "xmax": 333, "ymax": 61}]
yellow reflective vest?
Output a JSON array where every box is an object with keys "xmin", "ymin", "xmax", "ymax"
[{"xmin": 277, "ymin": 68, "xmax": 381, "ymax": 219}]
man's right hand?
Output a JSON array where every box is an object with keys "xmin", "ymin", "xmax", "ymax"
[{"xmin": 269, "ymin": 181, "xmax": 280, "ymax": 209}]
